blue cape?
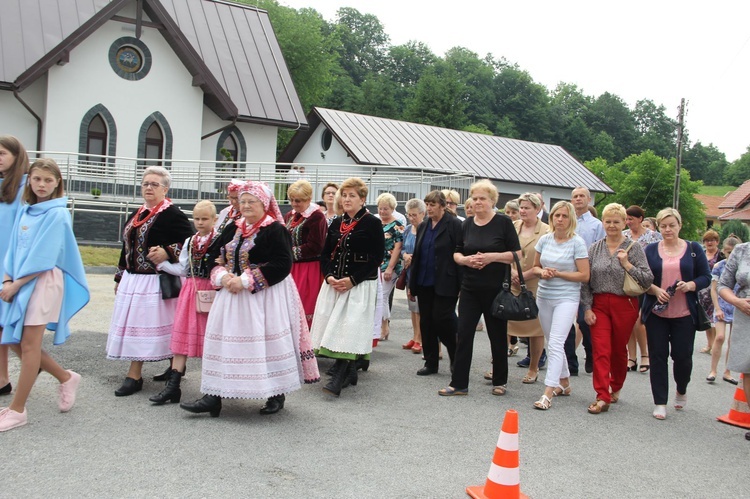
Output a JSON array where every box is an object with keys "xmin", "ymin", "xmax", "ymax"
[
  {"xmin": 0, "ymin": 175, "xmax": 26, "ymax": 279},
  {"xmin": 0, "ymin": 197, "xmax": 90, "ymax": 345}
]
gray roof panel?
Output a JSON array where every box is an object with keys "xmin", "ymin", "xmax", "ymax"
[{"xmin": 312, "ymin": 108, "xmax": 612, "ymax": 193}]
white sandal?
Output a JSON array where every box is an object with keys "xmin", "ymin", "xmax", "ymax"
[
  {"xmin": 674, "ymin": 392, "xmax": 687, "ymax": 410},
  {"xmin": 534, "ymin": 394, "xmax": 552, "ymax": 410},
  {"xmin": 653, "ymin": 405, "xmax": 667, "ymax": 420}
]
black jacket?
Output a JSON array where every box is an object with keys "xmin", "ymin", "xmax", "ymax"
[
  {"xmin": 409, "ymin": 212, "xmax": 463, "ymax": 297},
  {"xmin": 321, "ymin": 208, "xmax": 385, "ymax": 286}
]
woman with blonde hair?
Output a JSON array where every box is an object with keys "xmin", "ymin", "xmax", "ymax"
[
  {"xmin": 504, "ymin": 200, "xmax": 520, "ymax": 221},
  {"xmin": 581, "ymin": 203, "xmax": 653, "ymax": 414},
  {"xmin": 642, "ymin": 208, "xmax": 710, "ymax": 420},
  {"xmin": 532, "ymin": 201, "xmax": 589, "ymax": 410},
  {"xmin": 442, "ymin": 189, "xmax": 464, "ymax": 221},
  {"xmin": 285, "ymin": 180, "xmax": 327, "ymax": 327},
  {"xmin": 506, "ymin": 192, "xmax": 548, "ymax": 384},
  {"xmin": 376, "ymin": 193, "xmax": 404, "ymax": 341},
  {"xmin": 439, "ymin": 180, "xmax": 521, "ymax": 396}
]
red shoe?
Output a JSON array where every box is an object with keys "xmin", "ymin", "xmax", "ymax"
[
  {"xmin": 411, "ymin": 343, "xmax": 422, "ymax": 354},
  {"xmin": 402, "ymin": 340, "xmax": 416, "ymax": 350}
]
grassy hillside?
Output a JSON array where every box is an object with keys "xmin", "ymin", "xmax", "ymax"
[{"xmin": 699, "ymin": 185, "xmax": 734, "ymax": 197}]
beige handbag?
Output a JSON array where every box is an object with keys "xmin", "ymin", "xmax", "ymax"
[
  {"xmin": 189, "ymin": 239, "xmax": 216, "ymax": 314},
  {"xmin": 622, "ymin": 241, "xmax": 648, "ymax": 297}
]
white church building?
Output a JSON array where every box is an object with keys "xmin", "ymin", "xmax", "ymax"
[{"xmin": 0, "ymin": 0, "xmax": 307, "ymax": 198}]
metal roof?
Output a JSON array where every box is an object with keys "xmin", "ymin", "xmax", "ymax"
[
  {"xmin": 0, "ymin": 0, "xmax": 306, "ymax": 129},
  {"xmin": 280, "ymin": 108, "xmax": 613, "ymax": 193},
  {"xmin": 718, "ymin": 180, "xmax": 750, "ymax": 209}
]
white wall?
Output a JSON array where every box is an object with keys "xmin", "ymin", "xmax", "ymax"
[
  {"xmin": 44, "ymin": 18, "xmax": 204, "ymax": 162},
  {"xmin": 293, "ymin": 125, "xmax": 353, "ymax": 165},
  {"xmin": 0, "ymin": 75, "xmax": 47, "ymax": 152}
]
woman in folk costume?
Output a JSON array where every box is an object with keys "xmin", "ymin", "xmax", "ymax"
[
  {"xmin": 106, "ymin": 166, "xmax": 193, "ymax": 397},
  {"xmin": 180, "ymin": 181, "xmax": 319, "ymax": 417},
  {"xmin": 310, "ymin": 177, "xmax": 385, "ymax": 397},
  {"xmin": 148, "ymin": 200, "xmax": 237, "ymax": 405},
  {"xmin": 0, "ymin": 159, "xmax": 89, "ymax": 431},
  {"xmin": 284, "ymin": 179, "xmax": 327, "ymax": 327},
  {"xmin": 215, "ymin": 178, "xmax": 243, "ymax": 233}
]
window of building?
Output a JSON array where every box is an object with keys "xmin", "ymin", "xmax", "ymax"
[
  {"xmin": 321, "ymin": 128, "xmax": 333, "ymax": 151},
  {"xmin": 137, "ymin": 112, "xmax": 173, "ymax": 169},
  {"xmin": 78, "ymin": 104, "xmax": 117, "ymax": 175},
  {"xmin": 144, "ymin": 122, "xmax": 164, "ymax": 166},
  {"xmin": 215, "ymin": 126, "xmax": 247, "ymax": 191}
]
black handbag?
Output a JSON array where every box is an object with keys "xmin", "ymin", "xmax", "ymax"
[
  {"xmin": 159, "ymin": 273, "xmax": 182, "ymax": 300},
  {"xmin": 491, "ymin": 252, "xmax": 539, "ymax": 321},
  {"xmin": 696, "ymin": 303, "xmax": 711, "ymax": 331},
  {"xmin": 689, "ymin": 242, "xmax": 712, "ymax": 331}
]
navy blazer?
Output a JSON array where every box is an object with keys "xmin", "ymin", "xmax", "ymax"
[
  {"xmin": 641, "ymin": 240, "xmax": 711, "ymax": 324},
  {"xmin": 409, "ymin": 212, "xmax": 463, "ymax": 298}
]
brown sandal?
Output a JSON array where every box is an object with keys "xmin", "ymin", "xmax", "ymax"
[{"xmin": 588, "ymin": 400, "xmax": 610, "ymax": 414}]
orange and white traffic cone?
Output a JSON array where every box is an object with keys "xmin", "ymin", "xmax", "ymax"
[
  {"xmin": 717, "ymin": 373, "xmax": 750, "ymax": 429},
  {"xmin": 466, "ymin": 409, "xmax": 527, "ymax": 499}
]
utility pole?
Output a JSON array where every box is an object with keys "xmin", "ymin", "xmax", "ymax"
[{"xmin": 673, "ymin": 98, "xmax": 686, "ymax": 210}]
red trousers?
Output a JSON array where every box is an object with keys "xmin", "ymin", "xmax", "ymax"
[{"xmin": 590, "ymin": 293, "xmax": 639, "ymax": 403}]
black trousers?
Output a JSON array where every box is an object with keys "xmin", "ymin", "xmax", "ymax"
[
  {"xmin": 645, "ymin": 314, "xmax": 695, "ymax": 405},
  {"xmin": 416, "ymin": 286, "xmax": 457, "ymax": 371},
  {"xmin": 450, "ymin": 287, "xmax": 508, "ymax": 390},
  {"xmin": 564, "ymin": 304, "xmax": 592, "ymax": 371}
]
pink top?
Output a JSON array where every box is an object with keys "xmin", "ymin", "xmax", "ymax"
[{"xmin": 655, "ymin": 242, "xmax": 690, "ymax": 318}]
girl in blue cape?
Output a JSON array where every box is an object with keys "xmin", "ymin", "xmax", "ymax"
[
  {"xmin": 0, "ymin": 136, "xmax": 29, "ymax": 397},
  {"xmin": 0, "ymin": 158, "xmax": 90, "ymax": 432}
]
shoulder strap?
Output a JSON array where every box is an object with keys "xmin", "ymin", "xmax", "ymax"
[{"xmin": 502, "ymin": 252, "xmax": 526, "ymax": 291}]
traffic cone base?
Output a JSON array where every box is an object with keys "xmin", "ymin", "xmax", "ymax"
[
  {"xmin": 717, "ymin": 374, "xmax": 750, "ymax": 429},
  {"xmin": 466, "ymin": 485, "xmax": 528, "ymax": 499}
]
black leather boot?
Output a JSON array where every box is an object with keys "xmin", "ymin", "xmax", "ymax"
[
  {"xmin": 355, "ymin": 357, "xmax": 369, "ymax": 372},
  {"xmin": 325, "ymin": 362, "xmax": 338, "ymax": 376},
  {"xmin": 153, "ymin": 362, "xmax": 185, "ymax": 381},
  {"xmin": 259, "ymin": 394, "xmax": 286, "ymax": 415},
  {"xmin": 114, "ymin": 377, "xmax": 143, "ymax": 397},
  {"xmin": 149, "ymin": 369, "xmax": 182, "ymax": 405},
  {"xmin": 322, "ymin": 360, "xmax": 347, "ymax": 397},
  {"xmin": 180, "ymin": 394, "xmax": 222, "ymax": 417},
  {"xmin": 342, "ymin": 360, "xmax": 358, "ymax": 388}
]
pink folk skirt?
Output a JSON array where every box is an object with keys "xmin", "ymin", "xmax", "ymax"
[
  {"xmin": 170, "ymin": 277, "xmax": 215, "ymax": 358},
  {"xmin": 25, "ymin": 268, "xmax": 63, "ymax": 325},
  {"xmin": 291, "ymin": 261, "xmax": 322, "ymax": 327}
]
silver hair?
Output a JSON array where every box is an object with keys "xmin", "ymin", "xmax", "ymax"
[
  {"xmin": 405, "ymin": 198, "xmax": 426, "ymax": 213},
  {"xmin": 142, "ymin": 166, "xmax": 172, "ymax": 188}
]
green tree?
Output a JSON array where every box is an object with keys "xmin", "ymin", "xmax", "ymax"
[
  {"xmin": 719, "ymin": 220, "xmax": 750, "ymax": 243},
  {"xmin": 386, "ymin": 41, "xmax": 437, "ymax": 114},
  {"xmin": 403, "ymin": 62, "xmax": 467, "ymax": 130},
  {"xmin": 359, "ymin": 74, "xmax": 398, "ymax": 118},
  {"xmin": 493, "ymin": 67, "xmax": 552, "ymax": 143},
  {"xmin": 724, "ymin": 146, "xmax": 750, "ymax": 186},
  {"xmin": 586, "ymin": 92, "xmax": 638, "ymax": 161},
  {"xmin": 587, "ymin": 151, "xmax": 705, "ymax": 240},
  {"xmin": 444, "ymin": 47, "xmax": 497, "ymax": 128},
  {"xmin": 633, "ymin": 99, "xmax": 677, "ymax": 159},
  {"xmin": 682, "ymin": 141, "xmax": 729, "ymax": 185},
  {"xmin": 332, "ymin": 7, "xmax": 390, "ymax": 85}
]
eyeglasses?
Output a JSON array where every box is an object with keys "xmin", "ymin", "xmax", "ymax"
[
  {"xmin": 141, "ymin": 182, "xmax": 164, "ymax": 189},
  {"xmin": 239, "ymin": 199, "xmax": 261, "ymax": 206},
  {"xmin": 446, "ymin": 201, "xmax": 457, "ymax": 206},
  {"xmin": 324, "ymin": 191, "xmax": 337, "ymax": 196}
]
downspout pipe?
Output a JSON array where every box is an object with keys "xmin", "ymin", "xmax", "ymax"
[{"xmin": 13, "ymin": 89, "xmax": 42, "ymax": 151}]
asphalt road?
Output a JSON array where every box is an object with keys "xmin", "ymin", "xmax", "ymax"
[{"xmin": 1, "ymin": 274, "xmax": 747, "ymax": 498}]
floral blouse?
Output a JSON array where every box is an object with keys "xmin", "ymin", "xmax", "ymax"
[
  {"xmin": 381, "ymin": 219, "xmax": 405, "ymax": 275},
  {"xmin": 622, "ymin": 228, "xmax": 662, "ymax": 249}
]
